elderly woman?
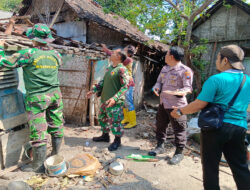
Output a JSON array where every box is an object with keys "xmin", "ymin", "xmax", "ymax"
[{"xmin": 171, "ymin": 45, "xmax": 250, "ymax": 190}]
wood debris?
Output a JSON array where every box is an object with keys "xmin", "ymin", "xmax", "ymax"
[{"xmin": 0, "ymin": 23, "xmax": 107, "ymax": 59}]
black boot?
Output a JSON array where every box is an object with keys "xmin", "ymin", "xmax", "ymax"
[
  {"xmin": 169, "ymin": 147, "xmax": 184, "ymax": 165},
  {"xmin": 21, "ymin": 145, "xmax": 47, "ymax": 173},
  {"xmin": 93, "ymin": 133, "xmax": 110, "ymax": 142},
  {"xmin": 108, "ymin": 136, "xmax": 121, "ymax": 151},
  {"xmin": 51, "ymin": 137, "xmax": 63, "ymax": 156},
  {"xmin": 148, "ymin": 140, "xmax": 165, "ymax": 156}
]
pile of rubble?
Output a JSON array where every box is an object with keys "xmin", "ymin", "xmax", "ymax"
[{"xmin": 0, "ymin": 19, "xmax": 107, "ymax": 58}]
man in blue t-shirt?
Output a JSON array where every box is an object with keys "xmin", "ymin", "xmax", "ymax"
[{"xmin": 171, "ymin": 45, "xmax": 250, "ymax": 190}]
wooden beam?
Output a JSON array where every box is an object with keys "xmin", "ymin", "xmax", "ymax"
[
  {"xmin": 49, "ymin": 0, "xmax": 65, "ymax": 28},
  {"xmin": 89, "ymin": 60, "xmax": 97, "ymax": 127},
  {"xmin": 0, "ymin": 15, "xmax": 31, "ymax": 21},
  {"xmin": 0, "ymin": 160, "xmax": 31, "ymax": 176}
]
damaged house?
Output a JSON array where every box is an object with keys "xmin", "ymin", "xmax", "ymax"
[
  {"xmin": 192, "ymin": 0, "xmax": 250, "ymax": 77},
  {"xmin": 192, "ymin": 0, "xmax": 250, "ymax": 132},
  {"xmin": 18, "ymin": 0, "xmax": 168, "ymax": 124},
  {"xmin": 0, "ymin": 0, "xmax": 167, "ymax": 168}
]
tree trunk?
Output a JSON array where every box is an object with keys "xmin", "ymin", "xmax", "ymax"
[
  {"xmin": 183, "ymin": 19, "xmax": 202, "ymax": 97},
  {"xmin": 178, "ymin": 18, "xmax": 184, "ymax": 46},
  {"xmin": 164, "ymin": 0, "xmax": 215, "ymax": 98},
  {"xmin": 185, "ymin": 52, "xmax": 202, "ymax": 97},
  {"xmin": 185, "ymin": 19, "xmax": 194, "ymax": 49}
]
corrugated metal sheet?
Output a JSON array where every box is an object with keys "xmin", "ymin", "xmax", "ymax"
[{"xmin": 54, "ymin": 21, "xmax": 87, "ymax": 43}]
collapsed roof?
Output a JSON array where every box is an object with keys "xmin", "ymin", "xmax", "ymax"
[
  {"xmin": 18, "ymin": 0, "xmax": 168, "ymax": 52},
  {"xmin": 0, "ymin": 23, "xmax": 107, "ymax": 59}
]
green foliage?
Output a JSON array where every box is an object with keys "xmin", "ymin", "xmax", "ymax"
[
  {"xmin": 113, "ymin": 15, "xmax": 119, "ymax": 19},
  {"xmin": 223, "ymin": 0, "xmax": 232, "ymax": 9},
  {"xmin": 190, "ymin": 44, "xmax": 207, "ymax": 56},
  {"xmin": 95, "ymin": 0, "xmax": 214, "ymax": 89},
  {"xmin": 190, "ymin": 42, "xmax": 209, "ymax": 84},
  {"xmin": 96, "ymin": 0, "xmax": 172, "ymax": 41},
  {"xmin": 0, "ymin": 0, "xmax": 22, "ymax": 11},
  {"xmin": 94, "ymin": 0, "xmax": 213, "ymax": 44}
]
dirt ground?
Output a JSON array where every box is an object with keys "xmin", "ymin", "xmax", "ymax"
[{"xmin": 0, "ymin": 109, "xmax": 238, "ymax": 190}]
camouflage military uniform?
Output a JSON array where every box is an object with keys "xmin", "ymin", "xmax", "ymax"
[
  {"xmin": 103, "ymin": 48, "xmax": 137, "ymax": 129},
  {"xmin": 25, "ymin": 89, "xmax": 64, "ymax": 147},
  {"xmin": 0, "ymin": 25, "xmax": 64, "ymax": 147},
  {"xmin": 93, "ymin": 63, "xmax": 129, "ymax": 136}
]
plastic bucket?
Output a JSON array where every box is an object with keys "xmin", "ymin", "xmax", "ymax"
[{"xmin": 44, "ymin": 155, "xmax": 67, "ymax": 176}]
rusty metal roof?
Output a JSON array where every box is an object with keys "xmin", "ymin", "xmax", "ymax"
[{"xmin": 18, "ymin": 0, "xmax": 168, "ymax": 51}]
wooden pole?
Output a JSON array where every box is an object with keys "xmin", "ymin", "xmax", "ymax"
[
  {"xmin": 89, "ymin": 60, "xmax": 96, "ymax": 127},
  {"xmin": 49, "ymin": 0, "xmax": 65, "ymax": 28}
]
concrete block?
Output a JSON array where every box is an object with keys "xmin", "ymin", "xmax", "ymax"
[
  {"xmin": 0, "ymin": 113, "xmax": 27, "ymax": 131},
  {"xmin": 0, "ymin": 126, "xmax": 29, "ymax": 169}
]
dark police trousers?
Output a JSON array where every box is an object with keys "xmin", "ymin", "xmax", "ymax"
[
  {"xmin": 201, "ymin": 123, "xmax": 250, "ymax": 190},
  {"xmin": 156, "ymin": 104, "xmax": 187, "ymax": 148}
]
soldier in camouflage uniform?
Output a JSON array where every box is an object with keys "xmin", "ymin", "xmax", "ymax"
[
  {"xmin": 86, "ymin": 50, "xmax": 129, "ymax": 151},
  {"xmin": 101, "ymin": 44, "xmax": 137, "ymax": 129},
  {"xmin": 0, "ymin": 22, "xmax": 64, "ymax": 172}
]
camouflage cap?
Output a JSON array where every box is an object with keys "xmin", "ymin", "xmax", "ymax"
[{"xmin": 26, "ymin": 24, "xmax": 54, "ymax": 44}]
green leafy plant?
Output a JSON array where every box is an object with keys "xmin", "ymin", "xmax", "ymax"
[
  {"xmin": 223, "ymin": 0, "xmax": 232, "ymax": 9},
  {"xmin": 94, "ymin": 0, "xmax": 216, "ymax": 96},
  {"xmin": 0, "ymin": 0, "xmax": 22, "ymax": 11}
]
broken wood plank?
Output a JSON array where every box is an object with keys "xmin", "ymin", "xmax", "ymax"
[
  {"xmin": 185, "ymin": 145, "xmax": 200, "ymax": 155},
  {"xmin": 0, "ymin": 160, "xmax": 31, "ymax": 176},
  {"xmin": 24, "ymin": 19, "xmax": 34, "ymax": 27},
  {"xmin": 0, "ymin": 15, "xmax": 31, "ymax": 21}
]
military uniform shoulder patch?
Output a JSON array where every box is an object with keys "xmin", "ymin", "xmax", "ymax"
[
  {"xmin": 184, "ymin": 71, "xmax": 191, "ymax": 79},
  {"xmin": 119, "ymin": 67, "xmax": 126, "ymax": 74}
]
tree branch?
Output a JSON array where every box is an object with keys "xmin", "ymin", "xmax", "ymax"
[
  {"xmin": 165, "ymin": 0, "xmax": 189, "ymax": 20},
  {"xmin": 165, "ymin": 0, "xmax": 180, "ymax": 11},
  {"xmin": 191, "ymin": 0, "xmax": 196, "ymax": 10},
  {"xmin": 190, "ymin": 0, "xmax": 214, "ymax": 20}
]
